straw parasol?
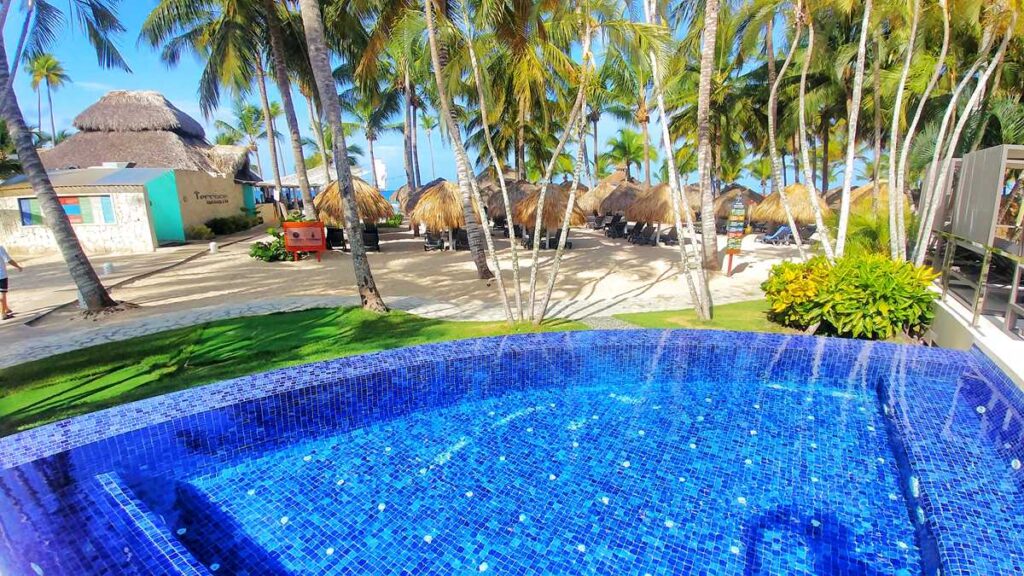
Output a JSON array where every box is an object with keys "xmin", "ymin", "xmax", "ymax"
[
  {"xmin": 512, "ymin": 185, "xmax": 587, "ymax": 230},
  {"xmin": 577, "ymin": 169, "xmax": 627, "ymax": 213},
  {"xmin": 409, "ymin": 178, "xmax": 480, "ymax": 231},
  {"xmin": 557, "ymin": 177, "xmax": 590, "ymax": 196},
  {"xmin": 599, "ymin": 179, "xmax": 646, "ymax": 214},
  {"xmin": 625, "ymin": 183, "xmax": 694, "ymax": 222},
  {"xmin": 713, "ymin": 185, "xmax": 764, "ymax": 219},
  {"xmin": 751, "ymin": 183, "xmax": 832, "ymax": 225},
  {"xmin": 313, "ymin": 178, "xmax": 393, "ymax": 227},
  {"xmin": 484, "ymin": 180, "xmax": 535, "ymax": 220}
]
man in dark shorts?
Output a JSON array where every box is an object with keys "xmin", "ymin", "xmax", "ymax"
[{"xmin": 0, "ymin": 245, "xmax": 23, "ymax": 320}]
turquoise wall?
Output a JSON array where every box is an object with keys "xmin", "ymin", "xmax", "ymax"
[
  {"xmin": 243, "ymin": 184, "xmax": 257, "ymax": 214},
  {"xmin": 145, "ymin": 171, "xmax": 185, "ymax": 244}
]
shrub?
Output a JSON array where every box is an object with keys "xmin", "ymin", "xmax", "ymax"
[
  {"xmin": 382, "ymin": 213, "xmax": 404, "ymax": 228},
  {"xmin": 762, "ymin": 254, "xmax": 938, "ymax": 340},
  {"xmin": 206, "ymin": 213, "xmax": 261, "ymax": 235},
  {"xmin": 185, "ymin": 224, "xmax": 214, "ymax": 241},
  {"xmin": 248, "ymin": 227, "xmax": 291, "ymax": 262}
]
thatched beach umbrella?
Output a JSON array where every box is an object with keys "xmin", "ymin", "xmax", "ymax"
[
  {"xmin": 751, "ymin": 183, "xmax": 832, "ymax": 225},
  {"xmin": 512, "ymin": 185, "xmax": 587, "ymax": 230},
  {"xmin": 600, "ymin": 180, "xmax": 646, "ymax": 214},
  {"xmin": 626, "ymin": 183, "xmax": 693, "ymax": 223},
  {"xmin": 484, "ymin": 180, "xmax": 535, "ymax": 220},
  {"xmin": 409, "ymin": 178, "xmax": 482, "ymax": 243},
  {"xmin": 313, "ymin": 178, "xmax": 393, "ymax": 227},
  {"xmin": 713, "ymin": 185, "xmax": 764, "ymax": 219},
  {"xmin": 578, "ymin": 169, "xmax": 627, "ymax": 214},
  {"xmin": 557, "ymin": 177, "xmax": 589, "ymax": 195}
]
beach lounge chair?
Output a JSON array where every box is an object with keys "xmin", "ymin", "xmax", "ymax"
[
  {"xmin": 423, "ymin": 231, "xmax": 445, "ymax": 251},
  {"xmin": 636, "ymin": 225, "xmax": 658, "ymax": 246},
  {"xmin": 761, "ymin": 225, "xmax": 793, "ymax": 245},
  {"xmin": 544, "ymin": 229, "xmax": 573, "ymax": 250},
  {"xmin": 607, "ymin": 220, "xmax": 628, "ymax": 239},
  {"xmin": 326, "ymin": 227, "xmax": 346, "ymax": 251},
  {"xmin": 627, "ymin": 222, "xmax": 648, "ymax": 243},
  {"xmin": 659, "ymin": 227, "xmax": 679, "ymax": 246},
  {"xmin": 603, "ymin": 214, "xmax": 623, "ymax": 236},
  {"xmin": 589, "ymin": 215, "xmax": 607, "ymax": 229},
  {"xmin": 362, "ymin": 226, "xmax": 381, "ymax": 251},
  {"xmin": 454, "ymin": 228, "xmax": 471, "ymax": 251},
  {"xmin": 493, "ymin": 216, "xmax": 507, "ymax": 230}
]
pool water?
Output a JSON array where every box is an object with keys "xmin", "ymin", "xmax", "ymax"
[
  {"xmin": 2, "ymin": 331, "xmax": 1023, "ymax": 575},
  {"xmin": 174, "ymin": 377, "xmax": 916, "ymax": 575}
]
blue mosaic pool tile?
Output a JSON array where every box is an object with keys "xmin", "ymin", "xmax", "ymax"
[{"xmin": 0, "ymin": 330, "xmax": 1022, "ymax": 575}]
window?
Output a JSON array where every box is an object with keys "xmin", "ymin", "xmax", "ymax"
[{"xmin": 18, "ymin": 195, "xmax": 116, "ymax": 226}]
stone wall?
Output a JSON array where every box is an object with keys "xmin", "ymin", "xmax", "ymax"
[
  {"xmin": 0, "ymin": 186, "xmax": 157, "ymax": 255},
  {"xmin": 174, "ymin": 171, "xmax": 246, "ymax": 228}
]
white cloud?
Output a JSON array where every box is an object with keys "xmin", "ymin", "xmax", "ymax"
[{"xmin": 75, "ymin": 81, "xmax": 115, "ymax": 92}]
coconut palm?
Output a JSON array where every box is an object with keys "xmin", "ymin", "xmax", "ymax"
[
  {"xmin": 340, "ymin": 79, "xmax": 402, "ymax": 191},
  {"xmin": 295, "ymin": 0, "xmax": 388, "ymax": 312},
  {"xmin": 420, "ymin": 112, "xmax": 439, "ymax": 179},
  {"xmin": 215, "ymin": 100, "xmax": 268, "ymax": 180},
  {"xmin": 25, "ymin": 53, "xmax": 69, "ymax": 148},
  {"xmin": 605, "ymin": 129, "xmax": 646, "ymax": 180},
  {"xmin": 0, "ymin": 0, "xmax": 129, "ymax": 311}
]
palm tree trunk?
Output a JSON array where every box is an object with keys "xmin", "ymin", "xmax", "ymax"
[
  {"xmin": 296, "ymin": 0, "xmax": 387, "ymax": 312},
  {"xmin": 411, "ymin": 103, "xmax": 422, "ymax": 188},
  {"xmin": 871, "ymin": 31, "xmax": 882, "ymax": 218},
  {"xmin": 426, "ymin": 126, "xmax": 436, "ymax": 179},
  {"xmin": 645, "ymin": 0, "xmax": 711, "ymax": 319},
  {"xmin": 36, "ymin": 88, "xmax": 41, "ymax": 143},
  {"xmin": 886, "ymin": 0, "xmax": 920, "ymax": 259},
  {"xmin": 592, "ymin": 117, "xmax": 600, "ymax": 179},
  {"xmin": 6, "ymin": 0, "xmax": 33, "ymax": 88},
  {"xmin": 305, "ymin": 93, "xmax": 331, "ymax": 173},
  {"xmin": 913, "ymin": 27, "xmax": 994, "ymax": 264},
  {"xmin": 0, "ymin": 41, "xmax": 115, "ymax": 311},
  {"xmin": 256, "ymin": 59, "xmax": 284, "ymax": 205},
  {"xmin": 516, "ymin": 106, "xmax": 526, "ymax": 180},
  {"xmin": 798, "ymin": 19, "xmax": 836, "ymax": 262},
  {"xmin": 527, "ymin": 17, "xmax": 591, "ymax": 322},
  {"xmin": 765, "ymin": 15, "xmax": 778, "ymax": 196},
  {"xmin": 368, "ymin": 137, "xmax": 380, "ymax": 189},
  {"xmin": 914, "ymin": 22, "xmax": 1011, "ymax": 266},
  {"xmin": 263, "ymin": 0, "xmax": 315, "ymax": 220},
  {"xmin": 252, "ymin": 142, "xmax": 265, "ymax": 185},
  {"xmin": 423, "ymin": 0, "xmax": 497, "ymax": 282},
  {"xmin": 461, "ymin": 1, "xmax": 522, "ymax": 321},
  {"xmin": 641, "ymin": 119, "xmax": 651, "ymax": 188},
  {"xmin": 898, "ymin": 0, "xmax": 949, "ymax": 259},
  {"xmin": 402, "ymin": 74, "xmax": 416, "ymax": 196},
  {"xmin": 834, "ymin": 0, "xmax": 873, "ymax": 257},
  {"xmin": 696, "ymin": 0, "xmax": 721, "ymax": 270},
  {"xmin": 767, "ymin": 10, "xmax": 808, "ymax": 260},
  {"xmin": 820, "ymin": 113, "xmax": 828, "ymax": 197}
]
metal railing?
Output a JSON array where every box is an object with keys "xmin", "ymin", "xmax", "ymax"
[{"xmin": 935, "ymin": 230, "xmax": 1024, "ymax": 338}]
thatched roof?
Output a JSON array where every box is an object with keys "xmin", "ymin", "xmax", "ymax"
[
  {"xmin": 577, "ymin": 169, "xmax": 627, "ymax": 213},
  {"xmin": 485, "ymin": 180, "xmax": 535, "ymax": 219},
  {"xmin": 398, "ymin": 179, "xmax": 437, "ymax": 215},
  {"xmin": 713, "ymin": 185, "xmax": 764, "ymax": 219},
  {"xmin": 751, "ymin": 183, "xmax": 832, "ymax": 225},
  {"xmin": 600, "ymin": 180, "xmax": 646, "ymax": 214},
  {"xmin": 313, "ymin": 178, "xmax": 393, "ymax": 226},
  {"xmin": 73, "ymin": 90, "xmax": 206, "ymax": 137},
  {"xmin": 626, "ymin": 183, "xmax": 694, "ymax": 222},
  {"xmin": 512, "ymin": 184, "xmax": 587, "ymax": 230},
  {"xmin": 557, "ymin": 177, "xmax": 589, "ymax": 195},
  {"xmin": 409, "ymin": 178, "xmax": 478, "ymax": 231},
  {"xmin": 40, "ymin": 90, "xmax": 257, "ymax": 182}
]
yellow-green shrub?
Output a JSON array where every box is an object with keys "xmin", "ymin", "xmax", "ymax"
[{"xmin": 762, "ymin": 254, "xmax": 938, "ymax": 339}]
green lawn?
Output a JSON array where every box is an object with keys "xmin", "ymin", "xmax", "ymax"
[
  {"xmin": 614, "ymin": 299, "xmax": 793, "ymax": 333},
  {"xmin": 0, "ymin": 307, "xmax": 583, "ymax": 435}
]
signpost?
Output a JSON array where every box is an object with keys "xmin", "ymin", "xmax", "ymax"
[
  {"xmin": 282, "ymin": 221, "xmax": 327, "ymax": 262},
  {"xmin": 725, "ymin": 198, "xmax": 746, "ymax": 276}
]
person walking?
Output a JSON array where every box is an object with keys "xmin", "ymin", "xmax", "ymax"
[{"xmin": 0, "ymin": 245, "xmax": 23, "ymax": 320}]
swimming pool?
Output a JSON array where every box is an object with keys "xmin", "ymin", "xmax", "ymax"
[{"xmin": 1, "ymin": 330, "xmax": 1022, "ymax": 575}]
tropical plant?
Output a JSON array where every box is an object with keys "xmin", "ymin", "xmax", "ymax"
[
  {"xmin": 25, "ymin": 53, "xmax": 69, "ymax": 148},
  {"xmin": 215, "ymin": 101, "xmax": 268, "ymax": 180},
  {"xmin": 604, "ymin": 129, "xmax": 646, "ymax": 179}
]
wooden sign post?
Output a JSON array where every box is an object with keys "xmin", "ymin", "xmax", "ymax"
[
  {"xmin": 282, "ymin": 221, "xmax": 327, "ymax": 262},
  {"xmin": 725, "ymin": 198, "xmax": 746, "ymax": 276}
]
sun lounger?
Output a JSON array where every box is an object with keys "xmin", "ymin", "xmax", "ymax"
[
  {"xmin": 423, "ymin": 231, "xmax": 445, "ymax": 251},
  {"xmin": 326, "ymin": 227, "xmax": 346, "ymax": 251},
  {"xmin": 627, "ymin": 222, "xmax": 648, "ymax": 243},
  {"xmin": 660, "ymin": 227, "xmax": 679, "ymax": 246},
  {"xmin": 454, "ymin": 228, "xmax": 471, "ymax": 251},
  {"xmin": 760, "ymin": 225, "xmax": 793, "ymax": 245},
  {"xmin": 603, "ymin": 214, "xmax": 623, "ymax": 236},
  {"xmin": 636, "ymin": 225, "xmax": 657, "ymax": 246},
  {"xmin": 589, "ymin": 215, "xmax": 607, "ymax": 229},
  {"xmin": 361, "ymin": 226, "xmax": 381, "ymax": 251},
  {"xmin": 607, "ymin": 220, "xmax": 628, "ymax": 239},
  {"xmin": 544, "ymin": 229, "xmax": 573, "ymax": 250}
]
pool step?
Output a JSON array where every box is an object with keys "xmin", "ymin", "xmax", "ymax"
[{"xmin": 93, "ymin": 472, "xmax": 212, "ymax": 575}]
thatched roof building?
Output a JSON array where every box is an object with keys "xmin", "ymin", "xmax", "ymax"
[
  {"xmin": 600, "ymin": 180, "xmax": 646, "ymax": 214},
  {"xmin": 713, "ymin": 185, "xmax": 764, "ymax": 219},
  {"xmin": 556, "ymin": 177, "xmax": 589, "ymax": 195},
  {"xmin": 313, "ymin": 178, "xmax": 393, "ymax": 227},
  {"xmin": 409, "ymin": 178, "xmax": 479, "ymax": 231},
  {"xmin": 751, "ymin": 184, "xmax": 831, "ymax": 224},
  {"xmin": 626, "ymin": 183, "xmax": 693, "ymax": 223},
  {"xmin": 578, "ymin": 169, "xmax": 628, "ymax": 214},
  {"xmin": 40, "ymin": 91, "xmax": 258, "ymax": 182},
  {"xmin": 512, "ymin": 185, "xmax": 587, "ymax": 230}
]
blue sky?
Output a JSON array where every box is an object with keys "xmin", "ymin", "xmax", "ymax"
[{"xmin": 3, "ymin": 1, "xmax": 763, "ymax": 192}]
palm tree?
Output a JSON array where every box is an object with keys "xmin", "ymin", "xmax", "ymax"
[
  {"xmin": 696, "ymin": 0, "xmax": 723, "ymax": 271},
  {"xmin": 419, "ymin": 112, "xmax": 438, "ymax": 179},
  {"xmin": 605, "ymin": 129, "xmax": 645, "ymax": 179},
  {"xmin": 215, "ymin": 100, "xmax": 268, "ymax": 181},
  {"xmin": 0, "ymin": 1, "xmax": 129, "ymax": 311},
  {"xmin": 295, "ymin": 0, "xmax": 388, "ymax": 312},
  {"xmin": 340, "ymin": 80, "xmax": 402, "ymax": 191},
  {"xmin": 25, "ymin": 53, "xmax": 69, "ymax": 149}
]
